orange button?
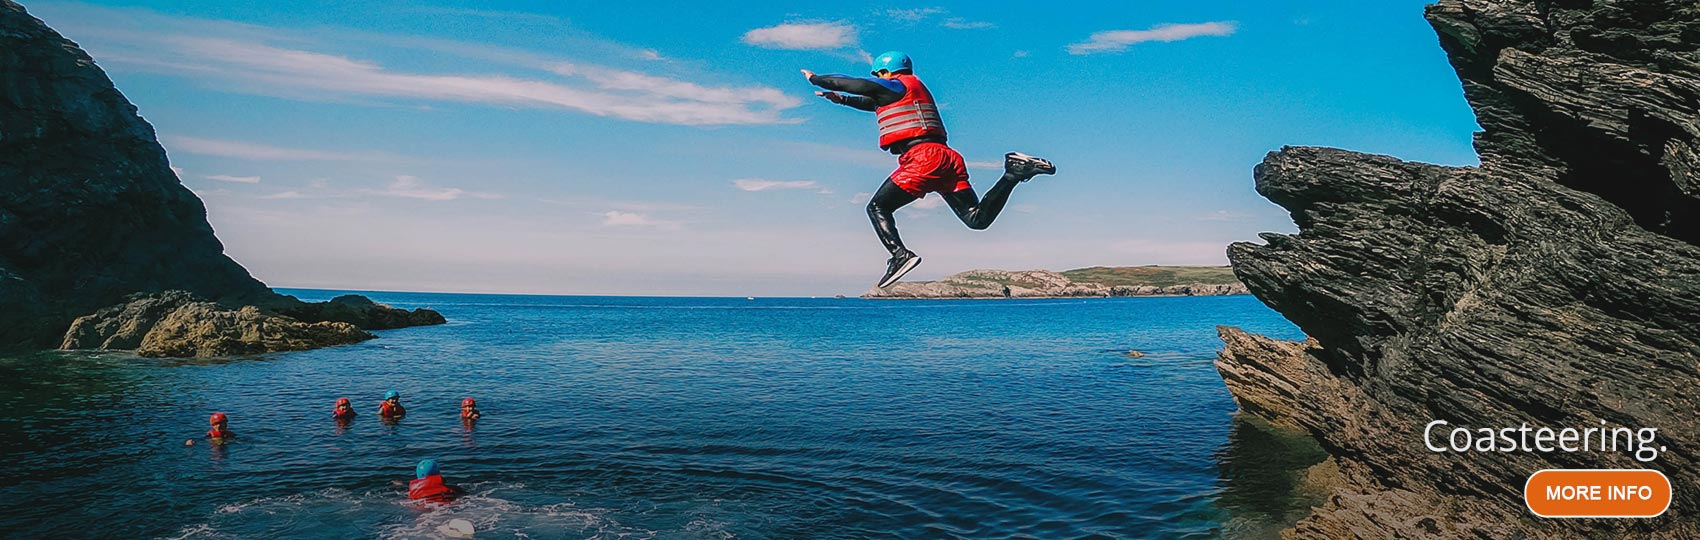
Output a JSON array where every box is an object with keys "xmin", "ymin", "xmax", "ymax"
[{"xmin": 1525, "ymin": 469, "xmax": 1671, "ymax": 518}]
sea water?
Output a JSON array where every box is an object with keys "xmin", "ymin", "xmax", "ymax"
[{"xmin": 0, "ymin": 292, "xmax": 1317, "ymax": 539}]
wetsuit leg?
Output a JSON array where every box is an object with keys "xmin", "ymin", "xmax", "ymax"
[
  {"xmin": 867, "ymin": 178, "xmax": 918, "ymax": 255},
  {"xmin": 941, "ymin": 172, "xmax": 1022, "ymax": 230}
]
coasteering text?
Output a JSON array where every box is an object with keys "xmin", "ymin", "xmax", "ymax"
[{"xmin": 1424, "ymin": 420, "xmax": 1664, "ymax": 462}]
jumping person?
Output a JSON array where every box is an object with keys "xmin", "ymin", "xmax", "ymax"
[{"xmin": 803, "ymin": 51, "xmax": 1056, "ymax": 287}]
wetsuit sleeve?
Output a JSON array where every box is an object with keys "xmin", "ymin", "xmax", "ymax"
[
  {"xmin": 809, "ymin": 74, "xmax": 904, "ymax": 110},
  {"xmin": 837, "ymin": 95, "xmax": 881, "ymax": 112}
]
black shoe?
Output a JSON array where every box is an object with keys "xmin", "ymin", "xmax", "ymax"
[
  {"xmin": 1005, "ymin": 152, "xmax": 1056, "ymax": 181},
  {"xmin": 877, "ymin": 250, "xmax": 922, "ymax": 288}
]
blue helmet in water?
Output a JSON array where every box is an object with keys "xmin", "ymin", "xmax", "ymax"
[
  {"xmin": 417, "ymin": 459, "xmax": 440, "ymax": 479},
  {"xmin": 871, "ymin": 51, "xmax": 912, "ymax": 75},
  {"xmin": 384, "ymin": 390, "xmax": 400, "ymax": 400}
]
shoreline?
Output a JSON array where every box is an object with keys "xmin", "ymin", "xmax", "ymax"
[{"xmin": 862, "ymin": 292, "xmax": 1253, "ymax": 300}]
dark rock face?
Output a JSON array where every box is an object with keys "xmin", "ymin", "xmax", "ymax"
[
  {"xmin": 1217, "ymin": 0, "xmax": 1700, "ymax": 537},
  {"xmin": 0, "ymin": 0, "xmax": 266, "ymax": 348},
  {"xmin": 269, "ymin": 294, "xmax": 447, "ymax": 330},
  {"xmin": 1427, "ymin": 0, "xmax": 1700, "ymax": 244},
  {"xmin": 61, "ymin": 291, "xmax": 374, "ymax": 358},
  {"xmin": 1, "ymin": 1, "xmax": 444, "ymax": 355}
]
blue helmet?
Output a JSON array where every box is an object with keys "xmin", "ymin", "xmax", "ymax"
[
  {"xmin": 871, "ymin": 51, "xmax": 912, "ymax": 75},
  {"xmin": 384, "ymin": 390, "xmax": 400, "ymax": 400},
  {"xmin": 417, "ymin": 459, "xmax": 440, "ymax": 479}
]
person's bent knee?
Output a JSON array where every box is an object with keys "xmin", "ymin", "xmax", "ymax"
[{"xmin": 866, "ymin": 200, "xmax": 885, "ymax": 216}]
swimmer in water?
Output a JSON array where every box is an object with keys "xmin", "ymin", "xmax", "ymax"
[
  {"xmin": 407, "ymin": 458, "xmax": 459, "ymax": 501},
  {"xmin": 207, "ymin": 412, "xmax": 235, "ymax": 443},
  {"xmin": 378, "ymin": 390, "xmax": 406, "ymax": 419},
  {"xmin": 332, "ymin": 397, "xmax": 357, "ymax": 421},
  {"xmin": 460, "ymin": 398, "xmax": 481, "ymax": 422}
]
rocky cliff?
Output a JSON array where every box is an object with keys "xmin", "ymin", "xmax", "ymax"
[
  {"xmin": 864, "ymin": 267, "xmax": 1248, "ymax": 299},
  {"xmin": 0, "ymin": 1, "xmax": 442, "ymax": 356},
  {"xmin": 1217, "ymin": 0, "xmax": 1700, "ymax": 537}
]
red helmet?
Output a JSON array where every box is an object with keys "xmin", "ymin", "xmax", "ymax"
[
  {"xmin": 209, "ymin": 412, "xmax": 227, "ymax": 425},
  {"xmin": 336, "ymin": 397, "xmax": 351, "ymax": 406},
  {"xmin": 461, "ymin": 398, "xmax": 476, "ymax": 407}
]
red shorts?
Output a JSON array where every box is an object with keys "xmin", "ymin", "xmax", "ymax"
[{"xmin": 891, "ymin": 142, "xmax": 970, "ymax": 196}]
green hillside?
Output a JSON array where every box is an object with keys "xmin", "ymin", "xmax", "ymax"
[{"xmin": 1059, "ymin": 266, "xmax": 1239, "ymax": 288}]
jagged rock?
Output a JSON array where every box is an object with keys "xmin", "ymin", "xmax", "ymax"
[
  {"xmin": 62, "ymin": 291, "xmax": 373, "ymax": 358},
  {"xmin": 1216, "ymin": 0, "xmax": 1700, "ymax": 537},
  {"xmin": 863, "ymin": 268, "xmax": 1248, "ymax": 299},
  {"xmin": 266, "ymin": 294, "xmax": 446, "ymax": 330},
  {"xmin": 0, "ymin": 1, "xmax": 444, "ymax": 354},
  {"xmin": 0, "ymin": 0, "xmax": 266, "ymax": 349},
  {"xmin": 59, "ymin": 290, "xmax": 203, "ymax": 351}
]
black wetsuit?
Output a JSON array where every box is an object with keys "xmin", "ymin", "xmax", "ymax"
[{"xmin": 811, "ymin": 73, "xmax": 1025, "ymax": 257}]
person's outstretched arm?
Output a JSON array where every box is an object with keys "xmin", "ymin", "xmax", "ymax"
[{"xmin": 802, "ymin": 70, "xmax": 904, "ymax": 112}]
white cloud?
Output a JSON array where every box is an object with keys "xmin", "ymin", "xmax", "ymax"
[
  {"xmin": 601, "ymin": 210, "xmax": 679, "ymax": 229},
  {"xmin": 741, "ymin": 22, "xmax": 857, "ymax": 50},
  {"xmin": 733, "ymin": 179, "xmax": 823, "ymax": 192},
  {"xmin": 205, "ymin": 174, "xmax": 261, "ymax": 183},
  {"xmin": 366, "ymin": 175, "xmax": 500, "ymax": 201},
  {"xmin": 774, "ymin": 141, "xmax": 893, "ymax": 168},
  {"xmin": 579, "ymin": 69, "xmax": 796, "ymax": 111},
  {"xmin": 943, "ymin": 18, "xmax": 995, "ymax": 30},
  {"xmin": 538, "ymin": 197, "xmax": 701, "ymax": 213},
  {"xmin": 910, "ymin": 196, "xmax": 947, "ymax": 209},
  {"xmin": 885, "ymin": 7, "xmax": 946, "ymax": 22},
  {"xmin": 166, "ymin": 135, "xmax": 393, "ymax": 161},
  {"xmin": 189, "ymin": 187, "xmax": 230, "ymax": 198},
  {"xmin": 1013, "ymin": 50, "xmax": 1030, "ymax": 58},
  {"xmin": 880, "ymin": 7, "xmax": 989, "ymax": 29},
  {"xmin": 850, "ymin": 192, "xmax": 873, "ymax": 204},
  {"xmin": 1068, "ymin": 21, "xmax": 1237, "ymax": 55},
  {"xmin": 56, "ymin": 6, "xmax": 801, "ymax": 126},
  {"xmin": 260, "ymin": 191, "xmax": 305, "ymax": 199}
]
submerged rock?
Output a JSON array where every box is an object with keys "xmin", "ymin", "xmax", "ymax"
[
  {"xmin": 0, "ymin": 1, "xmax": 444, "ymax": 355},
  {"xmin": 266, "ymin": 294, "xmax": 446, "ymax": 330},
  {"xmin": 1217, "ymin": 0, "xmax": 1700, "ymax": 537},
  {"xmin": 60, "ymin": 291, "xmax": 391, "ymax": 358}
]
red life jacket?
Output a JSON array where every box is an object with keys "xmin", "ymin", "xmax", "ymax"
[
  {"xmin": 379, "ymin": 401, "xmax": 405, "ymax": 418},
  {"xmin": 874, "ymin": 74, "xmax": 947, "ymax": 149},
  {"xmin": 409, "ymin": 474, "xmax": 453, "ymax": 500},
  {"xmin": 333, "ymin": 406, "xmax": 356, "ymax": 419},
  {"xmin": 207, "ymin": 427, "xmax": 234, "ymax": 439}
]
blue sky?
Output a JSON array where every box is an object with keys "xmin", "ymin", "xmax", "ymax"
[{"xmin": 28, "ymin": 1, "xmax": 1480, "ymax": 296}]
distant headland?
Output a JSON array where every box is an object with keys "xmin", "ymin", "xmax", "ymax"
[{"xmin": 863, "ymin": 266, "xmax": 1248, "ymax": 299}]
